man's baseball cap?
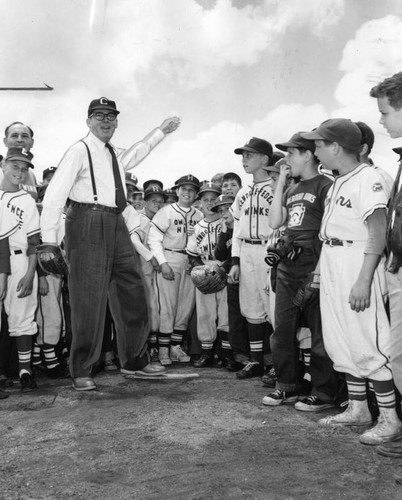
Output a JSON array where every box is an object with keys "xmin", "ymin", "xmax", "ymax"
[
  {"xmin": 143, "ymin": 186, "xmax": 167, "ymax": 201},
  {"xmin": 234, "ymin": 137, "xmax": 273, "ymax": 158},
  {"xmin": 125, "ymin": 172, "xmax": 139, "ymax": 189},
  {"xmin": 6, "ymin": 148, "xmax": 34, "ymax": 168},
  {"xmin": 43, "ymin": 166, "xmax": 57, "ymax": 180},
  {"xmin": 275, "ymin": 132, "xmax": 316, "ymax": 153},
  {"xmin": 88, "ymin": 97, "xmax": 120, "ymax": 117},
  {"xmin": 211, "ymin": 194, "xmax": 235, "ymax": 212},
  {"xmin": 143, "ymin": 179, "xmax": 164, "ymax": 191},
  {"xmin": 176, "ymin": 174, "xmax": 200, "ymax": 191},
  {"xmin": 355, "ymin": 121, "xmax": 375, "ymax": 149},
  {"xmin": 198, "ymin": 181, "xmax": 222, "ymax": 197},
  {"xmin": 300, "ymin": 119, "xmax": 362, "ymax": 150}
]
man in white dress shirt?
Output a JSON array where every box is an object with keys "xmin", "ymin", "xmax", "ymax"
[{"xmin": 40, "ymin": 97, "xmax": 180, "ymax": 391}]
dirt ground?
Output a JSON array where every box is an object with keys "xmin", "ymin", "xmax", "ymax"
[{"xmin": 0, "ymin": 366, "xmax": 401, "ymax": 500}]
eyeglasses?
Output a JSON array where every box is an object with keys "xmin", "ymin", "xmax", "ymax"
[{"xmin": 90, "ymin": 112, "xmax": 117, "ymax": 122}]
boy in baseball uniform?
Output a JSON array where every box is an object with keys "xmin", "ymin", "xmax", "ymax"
[
  {"xmin": 0, "ymin": 148, "xmax": 41, "ymax": 392},
  {"xmin": 148, "ymin": 175, "xmax": 203, "ymax": 365},
  {"xmin": 370, "ymin": 71, "xmax": 402, "ymax": 460},
  {"xmin": 301, "ymin": 119, "xmax": 401, "ymax": 445},
  {"xmin": 186, "ymin": 182, "xmax": 229, "ymax": 368},
  {"xmin": 228, "ymin": 138, "xmax": 274, "ymax": 379},
  {"xmin": 262, "ymin": 132, "xmax": 338, "ymax": 410},
  {"xmin": 131, "ymin": 186, "xmax": 166, "ymax": 360}
]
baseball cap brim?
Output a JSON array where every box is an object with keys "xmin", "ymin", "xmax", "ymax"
[
  {"xmin": 299, "ymin": 130, "xmax": 325, "ymax": 141},
  {"xmin": 89, "ymin": 105, "xmax": 120, "ymax": 115},
  {"xmin": 234, "ymin": 145, "xmax": 261, "ymax": 155}
]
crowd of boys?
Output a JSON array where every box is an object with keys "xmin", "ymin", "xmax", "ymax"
[{"xmin": 2, "ymin": 71, "xmax": 402, "ymax": 480}]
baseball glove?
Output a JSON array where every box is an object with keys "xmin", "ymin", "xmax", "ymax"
[
  {"xmin": 190, "ymin": 264, "xmax": 227, "ymax": 294},
  {"xmin": 292, "ymin": 272, "xmax": 320, "ymax": 309},
  {"xmin": 37, "ymin": 244, "xmax": 69, "ymax": 277}
]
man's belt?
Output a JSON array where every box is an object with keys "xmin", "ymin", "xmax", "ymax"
[
  {"xmin": 69, "ymin": 200, "xmax": 120, "ymax": 214},
  {"xmin": 165, "ymin": 248, "xmax": 187, "ymax": 255}
]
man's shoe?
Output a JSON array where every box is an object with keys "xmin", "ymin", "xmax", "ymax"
[
  {"xmin": 193, "ymin": 355, "xmax": 214, "ymax": 368},
  {"xmin": 236, "ymin": 361, "xmax": 263, "ymax": 379},
  {"xmin": 0, "ymin": 388, "xmax": 9, "ymax": 399},
  {"xmin": 46, "ymin": 364, "xmax": 70, "ymax": 379},
  {"xmin": 170, "ymin": 345, "xmax": 190, "ymax": 363},
  {"xmin": 72, "ymin": 377, "xmax": 97, "ymax": 391},
  {"xmin": 294, "ymin": 395, "xmax": 335, "ymax": 412},
  {"xmin": 262, "ymin": 388, "xmax": 298, "ymax": 406},
  {"xmin": 158, "ymin": 347, "xmax": 172, "ymax": 366},
  {"xmin": 121, "ymin": 363, "xmax": 166, "ymax": 377},
  {"xmin": 20, "ymin": 373, "xmax": 38, "ymax": 393},
  {"xmin": 225, "ymin": 358, "xmax": 244, "ymax": 372},
  {"xmin": 262, "ymin": 367, "xmax": 277, "ymax": 387}
]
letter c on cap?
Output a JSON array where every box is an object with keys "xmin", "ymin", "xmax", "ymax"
[{"xmin": 100, "ymin": 97, "xmax": 108, "ymax": 105}]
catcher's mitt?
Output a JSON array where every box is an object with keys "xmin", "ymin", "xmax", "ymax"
[
  {"xmin": 190, "ymin": 264, "xmax": 227, "ymax": 294},
  {"xmin": 292, "ymin": 272, "xmax": 320, "ymax": 309},
  {"xmin": 36, "ymin": 244, "xmax": 69, "ymax": 277}
]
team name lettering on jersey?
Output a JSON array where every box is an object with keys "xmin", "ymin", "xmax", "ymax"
[
  {"xmin": 6, "ymin": 201, "xmax": 24, "ymax": 222},
  {"xmin": 244, "ymin": 206, "xmax": 270, "ymax": 216},
  {"xmin": 336, "ymin": 196, "xmax": 352, "ymax": 208},
  {"xmin": 287, "ymin": 192, "xmax": 317, "ymax": 205}
]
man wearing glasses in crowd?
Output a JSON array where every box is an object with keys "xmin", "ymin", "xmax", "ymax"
[{"xmin": 40, "ymin": 97, "xmax": 180, "ymax": 391}]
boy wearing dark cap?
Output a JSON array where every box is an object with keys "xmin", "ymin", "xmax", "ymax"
[
  {"xmin": 148, "ymin": 175, "xmax": 203, "ymax": 365},
  {"xmin": 131, "ymin": 186, "xmax": 166, "ymax": 361},
  {"xmin": 370, "ymin": 72, "xmax": 402, "ymax": 461},
  {"xmin": 300, "ymin": 119, "xmax": 401, "ymax": 444},
  {"xmin": 228, "ymin": 137, "xmax": 274, "ymax": 379},
  {"xmin": 0, "ymin": 148, "xmax": 41, "ymax": 391},
  {"xmin": 186, "ymin": 183, "xmax": 229, "ymax": 367},
  {"xmin": 262, "ymin": 132, "xmax": 337, "ymax": 410}
]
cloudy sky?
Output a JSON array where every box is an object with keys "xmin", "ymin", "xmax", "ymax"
[{"xmin": 1, "ymin": 0, "xmax": 402, "ymax": 187}]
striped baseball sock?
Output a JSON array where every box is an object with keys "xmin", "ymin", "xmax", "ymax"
[
  {"xmin": 218, "ymin": 330, "xmax": 232, "ymax": 359},
  {"xmin": 148, "ymin": 332, "xmax": 158, "ymax": 350},
  {"xmin": 248, "ymin": 322, "xmax": 265, "ymax": 365},
  {"xmin": 170, "ymin": 330, "xmax": 185, "ymax": 346},
  {"xmin": 370, "ymin": 379, "xmax": 396, "ymax": 409},
  {"xmin": 346, "ymin": 374, "xmax": 367, "ymax": 401},
  {"xmin": 16, "ymin": 335, "xmax": 33, "ymax": 376},
  {"xmin": 200, "ymin": 342, "xmax": 214, "ymax": 356},
  {"xmin": 32, "ymin": 342, "xmax": 42, "ymax": 366},
  {"xmin": 158, "ymin": 332, "xmax": 171, "ymax": 348},
  {"xmin": 42, "ymin": 344, "xmax": 59, "ymax": 370}
]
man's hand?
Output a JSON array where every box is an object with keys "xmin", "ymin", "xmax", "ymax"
[
  {"xmin": 227, "ymin": 264, "xmax": 240, "ymax": 284},
  {"xmin": 0, "ymin": 273, "xmax": 7, "ymax": 301},
  {"xmin": 349, "ymin": 279, "xmax": 371, "ymax": 312},
  {"xmin": 160, "ymin": 116, "xmax": 181, "ymax": 135},
  {"xmin": 17, "ymin": 272, "xmax": 35, "ymax": 298},
  {"xmin": 161, "ymin": 262, "xmax": 175, "ymax": 281},
  {"xmin": 38, "ymin": 276, "xmax": 49, "ymax": 296}
]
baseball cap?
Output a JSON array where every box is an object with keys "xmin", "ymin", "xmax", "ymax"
[
  {"xmin": 163, "ymin": 188, "xmax": 179, "ymax": 200},
  {"xmin": 300, "ymin": 119, "xmax": 362, "ymax": 150},
  {"xmin": 43, "ymin": 166, "xmax": 57, "ymax": 180},
  {"xmin": 263, "ymin": 157, "xmax": 287, "ymax": 174},
  {"xmin": 234, "ymin": 137, "xmax": 273, "ymax": 158},
  {"xmin": 275, "ymin": 132, "xmax": 316, "ymax": 153},
  {"xmin": 143, "ymin": 179, "xmax": 163, "ymax": 191},
  {"xmin": 88, "ymin": 97, "xmax": 120, "ymax": 117},
  {"xmin": 198, "ymin": 182, "xmax": 222, "ymax": 197},
  {"xmin": 211, "ymin": 194, "xmax": 235, "ymax": 212},
  {"xmin": 355, "ymin": 121, "xmax": 375, "ymax": 149},
  {"xmin": 176, "ymin": 174, "xmax": 200, "ymax": 191},
  {"xmin": 143, "ymin": 186, "xmax": 167, "ymax": 201},
  {"xmin": 125, "ymin": 172, "xmax": 139, "ymax": 189},
  {"xmin": 6, "ymin": 148, "xmax": 34, "ymax": 168}
]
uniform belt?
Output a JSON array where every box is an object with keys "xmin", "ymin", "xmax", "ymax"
[
  {"xmin": 10, "ymin": 249, "xmax": 23, "ymax": 255},
  {"xmin": 165, "ymin": 248, "xmax": 187, "ymax": 255},
  {"xmin": 69, "ymin": 200, "xmax": 120, "ymax": 214},
  {"xmin": 243, "ymin": 239, "xmax": 267, "ymax": 245},
  {"xmin": 323, "ymin": 239, "xmax": 353, "ymax": 247}
]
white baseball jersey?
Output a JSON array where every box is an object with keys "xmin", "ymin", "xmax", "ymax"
[
  {"xmin": 186, "ymin": 218, "xmax": 222, "ymax": 261},
  {"xmin": 231, "ymin": 179, "xmax": 274, "ymax": 257},
  {"xmin": 320, "ymin": 163, "xmax": 388, "ymax": 242},
  {"xmin": 132, "ymin": 213, "xmax": 154, "ymax": 261},
  {"xmin": 148, "ymin": 203, "xmax": 203, "ymax": 264},
  {"xmin": 0, "ymin": 189, "xmax": 40, "ymax": 250}
]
